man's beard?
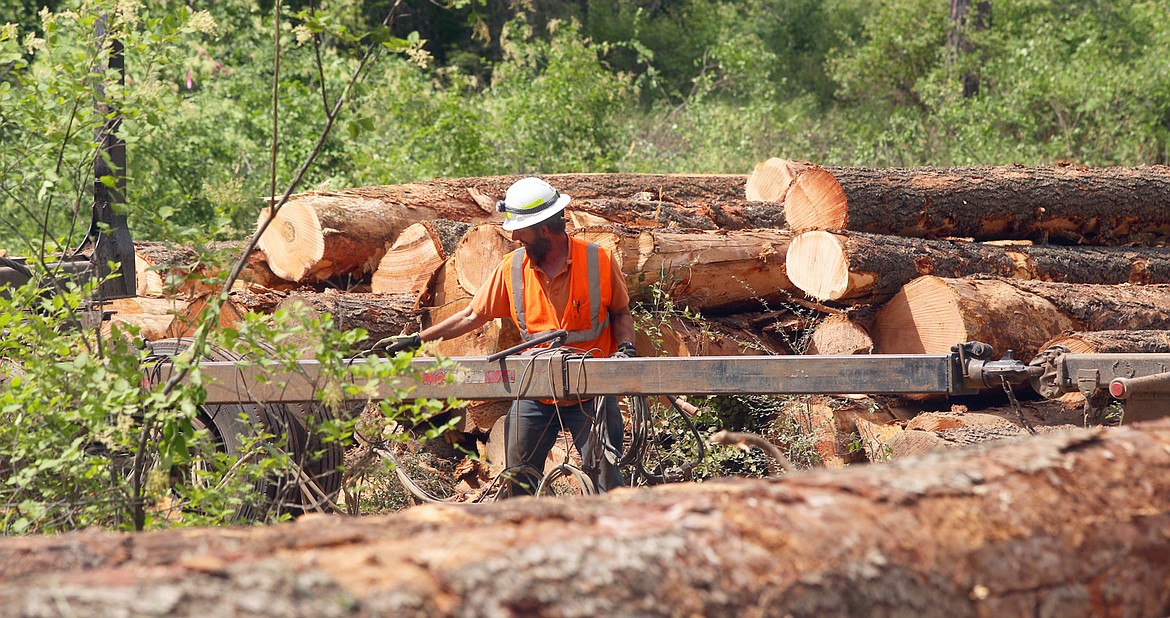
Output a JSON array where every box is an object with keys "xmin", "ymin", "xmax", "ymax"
[{"xmin": 525, "ymin": 235, "xmax": 553, "ymax": 263}]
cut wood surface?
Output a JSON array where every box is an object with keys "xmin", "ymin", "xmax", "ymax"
[
  {"xmin": 370, "ymin": 220, "xmax": 470, "ymax": 297},
  {"xmin": 786, "ymin": 229, "xmax": 1170, "ymax": 304},
  {"xmin": 573, "ymin": 226, "xmax": 794, "ymax": 311},
  {"xmin": 781, "ymin": 161, "xmax": 1170, "ymax": 244},
  {"xmin": 872, "ymin": 276, "xmax": 1170, "ymax": 357},
  {"xmin": 806, "ymin": 313, "xmax": 873, "ymax": 355},
  {"xmin": 450, "ymin": 224, "xmax": 518, "ymax": 296},
  {"xmin": 1039, "ymin": 329, "xmax": 1170, "ymax": 354},
  {"xmin": 744, "ymin": 157, "xmax": 814, "ymax": 202},
  {"xmin": 6, "ymin": 422, "xmax": 1170, "ymax": 616},
  {"xmin": 101, "ymin": 297, "xmax": 189, "ymax": 341}
]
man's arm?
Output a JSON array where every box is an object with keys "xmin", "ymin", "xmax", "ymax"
[
  {"xmin": 420, "ymin": 305, "xmax": 491, "ymax": 343},
  {"xmin": 609, "ymin": 305, "xmax": 634, "ymax": 347}
]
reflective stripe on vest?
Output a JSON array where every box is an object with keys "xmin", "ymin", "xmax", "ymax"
[{"xmin": 510, "ymin": 242, "xmax": 610, "ymax": 344}]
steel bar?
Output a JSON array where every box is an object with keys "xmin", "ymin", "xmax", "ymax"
[{"xmin": 169, "ymin": 354, "xmax": 963, "ymax": 406}]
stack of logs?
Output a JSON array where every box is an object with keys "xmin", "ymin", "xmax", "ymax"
[{"xmin": 124, "ymin": 163, "xmax": 1170, "ymax": 470}]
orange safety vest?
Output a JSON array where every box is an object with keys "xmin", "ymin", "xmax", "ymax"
[{"xmin": 505, "ymin": 237, "xmax": 615, "ymax": 358}]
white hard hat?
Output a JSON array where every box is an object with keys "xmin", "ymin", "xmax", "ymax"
[{"xmin": 497, "ymin": 177, "xmax": 571, "ymax": 231}]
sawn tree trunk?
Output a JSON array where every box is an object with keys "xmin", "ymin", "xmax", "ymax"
[{"xmin": 3, "ymin": 422, "xmax": 1170, "ymax": 617}]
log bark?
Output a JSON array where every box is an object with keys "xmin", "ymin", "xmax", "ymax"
[
  {"xmin": 1039, "ymin": 329, "xmax": 1170, "ymax": 354},
  {"xmin": 5, "ymin": 422, "xmax": 1170, "ymax": 617},
  {"xmin": 787, "ymin": 229, "xmax": 1170, "ymax": 304},
  {"xmin": 872, "ymin": 276, "xmax": 1170, "ymax": 357},
  {"xmin": 175, "ymin": 289, "xmax": 289, "ymax": 337},
  {"xmin": 331, "ymin": 172, "xmax": 749, "ymax": 209},
  {"xmin": 633, "ymin": 314, "xmax": 786, "ymax": 359},
  {"xmin": 782, "ymin": 162, "xmax": 1170, "ymax": 244},
  {"xmin": 567, "ymin": 197, "xmax": 787, "ymax": 230},
  {"xmin": 573, "ymin": 226, "xmax": 794, "ymax": 312},
  {"xmin": 370, "ymin": 220, "xmax": 470, "ymax": 298},
  {"xmin": 274, "ymin": 291, "xmax": 419, "ymax": 350}
]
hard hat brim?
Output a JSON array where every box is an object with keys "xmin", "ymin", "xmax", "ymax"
[{"xmin": 500, "ymin": 193, "xmax": 571, "ymax": 231}]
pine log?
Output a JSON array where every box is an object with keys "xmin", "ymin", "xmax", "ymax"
[
  {"xmin": 633, "ymin": 314, "xmax": 785, "ymax": 358},
  {"xmin": 173, "ymin": 289, "xmax": 289, "ymax": 337},
  {"xmin": 744, "ymin": 157, "xmax": 815, "ymax": 202},
  {"xmin": 7, "ymin": 422, "xmax": 1170, "ymax": 616},
  {"xmin": 787, "ymin": 229, "xmax": 1170, "ymax": 304},
  {"xmin": 274, "ymin": 291, "xmax": 419, "ymax": 350},
  {"xmin": 573, "ymin": 226, "xmax": 794, "ymax": 312},
  {"xmin": 101, "ymin": 297, "xmax": 190, "ymax": 341},
  {"xmin": 332, "ymin": 173, "xmax": 748, "ymax": 209},
  {"xmin": 806, "ymin": 313, "xmax": 874, "ymax": 355},
  {"xmin": 782, "ymin": 161, "xmax": 1170, "ymax": 244},
  {"xmin": 370, "ymin": 220, "xmax": 470, "ymax": 298},
  {"xmin": 135, "ymin": 241, "xmax": 290, "ymax": 296},
  {"xmin": 267, "ymin": 173, "xmax": 749, "ymax": 282},
  {"xmin": 257, "ymin": 196, "xmax": 479, "ymax": 283},
  {"xmin": 571, "ymin": 197, "xmax": 787, "ymax": 230},
  {"xmin": 872, "ymin": 276, "xmax": 1170, "ymax": 357},
  {"xmin": 1039, "ymin": 329, "xmax": 1170, "ymax": 354},
  {"xmin": 451, "ymin": 224, "xmax": 518, "ymax": 297}
]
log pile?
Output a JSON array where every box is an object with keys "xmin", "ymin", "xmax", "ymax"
[
  {"xmin": 129, "ymin": 162, "xmax": 1170, "ymax": 475},
  {"xmin": 753, "ymin": 157, "xmax": 1170, "ymax": 457}
]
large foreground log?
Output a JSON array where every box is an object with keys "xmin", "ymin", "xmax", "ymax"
[
  {"xmin": 4, "ymin": 422, "xmax": 1170, "ymax": 616},
  {"xmin": 872, "ymin": 276, "xmax": 1170, "ymax": 356},
  {"xmin": 787, "ymin": 229, "xmax": 1170, "ymax": 304},
  {"xmin": 781, "ymin": 161, "xmax": 1170, "ymax": 244}
]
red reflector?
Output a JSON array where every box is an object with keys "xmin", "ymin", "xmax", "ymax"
[{"xmin": 1109, "ymin": 380, "xmax": 1126, "ymax": 398}]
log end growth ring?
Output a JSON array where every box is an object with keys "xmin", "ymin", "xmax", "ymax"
[
  {"xmin": 745, "ymin": 157, "xmax": 806, "ymax": 202},
  {"xmin": 786, "ymin": 230, "xmax": 852, "ymax": 301},
  {"xmin": 257, "ymin": 199, "xmax": 324, "ymax": 282},
  {"xmin": 784, "ymin": 167, "xmax": 848, "ymax": 231},
  {"xmin": 872, "ymin": 275, "xmax": 967, "ymax": 354}
]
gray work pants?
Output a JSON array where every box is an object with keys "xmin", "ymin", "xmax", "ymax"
[{"xmin": 502, "ymin": 396, "xmax": 625, "ymax": 497}]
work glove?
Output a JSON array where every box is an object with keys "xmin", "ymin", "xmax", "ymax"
[
  {"xmin": 611, "ymin": 341, "xmax": 638, "ymax": 358},
  {"xmin": 379, "ymin": 333, "xmax": 422, "ymax": 354}
]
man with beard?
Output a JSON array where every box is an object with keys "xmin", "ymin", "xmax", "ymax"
[{"xmin": 385, "ymin": 177, "xmax": 636, "ymax": 496}]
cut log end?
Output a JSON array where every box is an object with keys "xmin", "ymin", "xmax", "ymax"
[
  {"xmin": 872, "ymin": 276, "xmax": 968, "ymax": 354},
  {"xmin": 807, "ymin": 314, "xmax": 873, "ymax": 355},
  {"xmin": 745, "ymin": 158, "xmax": 807, "ymax": 202},
  {"xmin": 784, "ymin": 167, "xmax": 848, "ymax": 231},
  {"xmin": 786, "ymin": 230, "xmax": 852, "ymax": 301},
  {"xmin": 257, "ymin": 201, "xmax": 324, "ymax": 282}
]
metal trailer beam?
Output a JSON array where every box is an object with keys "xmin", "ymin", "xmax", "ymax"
[{"xmin": 168, "ymin": 353, "xmax": 970, "ymax": 406}]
